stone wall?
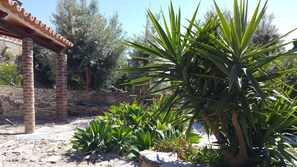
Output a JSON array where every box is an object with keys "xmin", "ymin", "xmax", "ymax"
[
  {"xmin": 0, "ymin": 37, "xmax": 22, "ymax": 57},
  {"xmin": 0, "ymin": 86, "xmax": 136, "ymax": 119}
]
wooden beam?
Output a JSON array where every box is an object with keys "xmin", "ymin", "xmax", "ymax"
[
  {"xmin": 0, "ymin": 11, "xmax": 8, "ymax": 18},
  {"xmin": 0, "ymin": 19, "xmax": 63, "ymax": 53},
  {"xmin": 39, "ymin": 36, "xmax": 53, "ymax": 43},
  {"xmin": 0, "ymin": 29, "xmax": 21, "ymax": 39},
  {"xmin": 21, "ymin": 27, "xmax": 36, "ymax": 34}
]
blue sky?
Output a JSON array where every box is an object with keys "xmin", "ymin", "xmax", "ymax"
[{"xmin": 22, "ymin": 0, "xmax": 297, "ymax": 49}]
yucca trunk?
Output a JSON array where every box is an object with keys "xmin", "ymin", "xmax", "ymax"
[{"xmin": 201, "ymin": 112, "xmax": 248, "ymax": 167}]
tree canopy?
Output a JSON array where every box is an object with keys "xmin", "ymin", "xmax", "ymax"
[{"xmin": 52, "ymin": 0, "xmax": 126, "ymax": 90}]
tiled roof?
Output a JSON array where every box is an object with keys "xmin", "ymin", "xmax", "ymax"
[{"xmin": 0, "ymin": 0, "xmax": 73, "ymax": 48}]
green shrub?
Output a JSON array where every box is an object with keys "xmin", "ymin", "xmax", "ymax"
[
  {"xmin": 154, "ymin": 135, "xmax": 193, "ymax": 160},
  {"xmin": 71, "ymin": 97, "xmax": 200, "ymax": 158},
  {"xmin": 155, "ymin": 136, "xmax": 224, "ymax": 166},
  {"xmin": 186, "ymin": 147, "xmax": 224, "ymax": 167},
  {"xmin": 0, "ymin": 62, "xmax": 23, "ymax": 86}
]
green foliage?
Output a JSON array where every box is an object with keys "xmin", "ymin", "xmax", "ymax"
[
  {"xmin": 269, "ymin": 51, "xmax": 297, "ymax": 98},
  {"xmin": 252, "ymin": 13, "xmax": 281, "ymax": 48},
  {"xmin": 120, "ymin": 13, "xmax": 161, "ymax": 93},
  {"xmin": 155, "ymin": 136, "xmax": 223, "ymax": 167},
  {"xmin": 72, "ymin": 120, "xmax": 113, "ymax": 155},
  {"xmin": 0, "ymin": 62, "xmax": 23, "ymax": 86},
  {"xmin": 287, "ymin": 148, "xmax": 297, "ymax": 157},
  {"xmin": 247, "ymin": 88, "xmax": 297, "ymax": 166},
  {"xmin": 186, "ymin": 147, "xmax": 225, "ymax": 167},
  {"xmin": 53, "ymin": 0, "xmax": 126, "ymax": 90},
  {"xmin": 107, "ymin": 56, "xmax": 133, "ymax": 92},
  {"xmin": 154, "ymin": 135, "xmax": 193, "ymax": 160},
  {"xmin": 71, "ymin": 97, "xmax": 199, "ymax": 158},
  {"xmin": 0, "ymin": 46, "xmax": 22, "ymax": 87},
  {"xmin": 0, "ymin": 46, "xmax": 14, "ymax": 61},
  {"xmin": 33, "ymin": 44, "xmax": 56, "ymax": 88},
  {"xmin": 203, "ymin": 9, "xmax": 282, "ymax": 53},
  {"xmin": 122, "ymin": 0, "xmax": 297, "ymax": 166}
]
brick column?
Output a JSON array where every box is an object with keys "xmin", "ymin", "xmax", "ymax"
[
  {"xmin": 22, "ymin": 38, "xmax": 35, "ymax": 134},
  {"xmin": 56, "ymin": 52, "xmax": 68, "ymax": 121}
]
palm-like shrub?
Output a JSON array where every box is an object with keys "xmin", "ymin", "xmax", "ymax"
[{"xmin": 123, "ymin": 0, "xmax": 297, "ymax": 166}]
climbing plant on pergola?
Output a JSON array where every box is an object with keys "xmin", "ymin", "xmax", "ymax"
[{"xmin": 0, "ymin": 0, "xmax": 73, "ymax": 133}]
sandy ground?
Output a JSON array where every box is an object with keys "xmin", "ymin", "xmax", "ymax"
[{"xmin": 0, "ymin": 116, "xmax": 137, "ymax": 167}]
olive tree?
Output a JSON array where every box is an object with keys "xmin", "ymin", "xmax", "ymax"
[{"xmin": 52, "ymin": 0, "xmax": 125, "ymax": 90}]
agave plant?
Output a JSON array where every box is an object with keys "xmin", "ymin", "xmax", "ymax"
[
  {"xmin": 71, "ymin": 120, "xmax": 113, "ymax": 156},
  {"xmin": 122, "ymin": 0, "xmax": 297, "ymax": 166},
  {"xmin": 71, "ymin": 98, "xmax": 196, "ymax": 159}
]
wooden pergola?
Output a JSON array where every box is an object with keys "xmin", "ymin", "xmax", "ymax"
[{"xmin": 0, "ymin": 0, "xmax": 73, "ymax": 133}]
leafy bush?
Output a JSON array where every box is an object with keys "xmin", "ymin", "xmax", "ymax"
[
  {"xmin": 155, "ymin": 136, "xmax": 224, "ymax": 166},
  {"xmin": 71, "ymin": 97, "xmax": 200, "ymax": 158},
  {"xmin": 186, "ymin": 147, "xmax": 225, "ymax": 167},
  {"xmin": 0, "ymin": 62, "xmax": 23, "ymax": 86},
  {"xmin": 154, "ymin": 135, "xmax": 195, "ymax": 160}
]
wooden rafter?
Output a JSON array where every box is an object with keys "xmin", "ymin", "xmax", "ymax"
[
  {"xmin": 0, "ymin": 10, "xmax": 7, "ymax": 18},
  {"xmin": 0, "ymin": 19, "xmax": 64, "ymax": 52},
  {"xmin": 0, "ymin": 27, "xmax": 20, "ymax": 39}
]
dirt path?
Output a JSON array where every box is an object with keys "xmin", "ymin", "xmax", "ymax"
[{"xmin": 0, "ymin": 116, "xmax": 136, "ymax": 167}]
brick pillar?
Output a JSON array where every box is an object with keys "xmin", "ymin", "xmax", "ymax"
[
  {"xmin": 22, "ymin": 38, "xmax": 35, "ymax": 134},
  {"xmin": 56, "ymin": 52, "xmax": 68, "ymax": 121}
]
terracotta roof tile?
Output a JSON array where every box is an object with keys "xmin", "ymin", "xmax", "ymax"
[{"xmin": 0, "ymin": 0, "xmax": 73, "ymax": 47}]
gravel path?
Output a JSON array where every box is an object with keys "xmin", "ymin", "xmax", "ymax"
[{"xmin": 0, "ymin": 116, "xmax": 137, "ymax": 167}]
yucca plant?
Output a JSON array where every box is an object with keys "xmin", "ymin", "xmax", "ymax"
[
  {"xmin": 122, "ymin": 0, "xmax": 297, "ymax": 166},
  {"xmin": 193, "ymin": 0, "xmax": 297, "ymax": 166},
  {"xmin": 248, "ymin": 88, "xmax": 297, "ymax": 166}
]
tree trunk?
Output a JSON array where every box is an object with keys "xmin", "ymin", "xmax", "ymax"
[
  {"xmin": 201, "ymin": 112, "xmax": 229, "ymax": 153},
  {"xmin": 227, "ymin": 113, "xmax": 249, "ymax": 167},
  {"xmin": 84, "ymin": 69, "xmax": 91, "ymax": 90},
  {"xmin": 201, "ymin": 112, "xmax": 249, "ymax": 167}
]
